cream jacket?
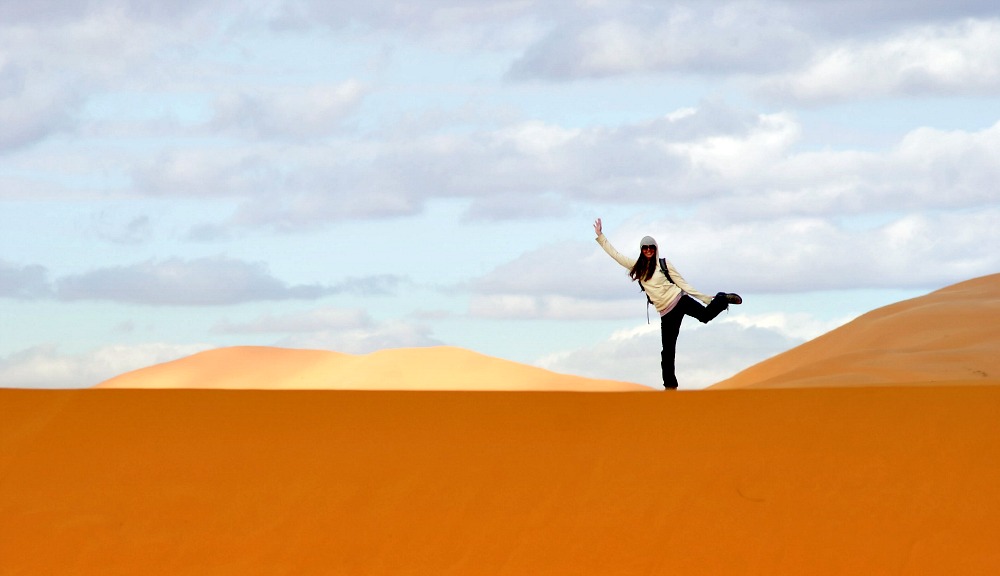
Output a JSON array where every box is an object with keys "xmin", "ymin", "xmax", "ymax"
[{"xmin": 596, "ymin": 233, "xmax": 714, "ymax": 311}]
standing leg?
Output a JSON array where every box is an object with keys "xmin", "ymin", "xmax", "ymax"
[
  {"xmin": 659, "ymin": 294, "xmax": 735, "ymax": 389},
  {"xmin": 660, "ymin": 306, "xmax": 684, "ymax": 389}
]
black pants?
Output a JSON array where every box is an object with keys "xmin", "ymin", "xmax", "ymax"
[{"xmin": 660, "ymin": 293, "xmax": 729, "ymax": 389}]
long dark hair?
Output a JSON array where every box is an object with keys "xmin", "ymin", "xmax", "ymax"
[{"xmin": 629, "ymin": 252, "xmax": 657, "ymax": 283}]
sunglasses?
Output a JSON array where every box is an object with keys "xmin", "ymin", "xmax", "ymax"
[{"xmin": 641, "ymin": 245, "xmax": 656, "ymax": 251}]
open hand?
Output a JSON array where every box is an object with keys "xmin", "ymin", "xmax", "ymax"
[{"xmin": 593, "ymin": 218, "xmax": 602, "ymax": 236}]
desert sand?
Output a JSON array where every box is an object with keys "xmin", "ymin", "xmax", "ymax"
[
  {"xmin": 712, "ymin": 273, "xmax": 1000, "ymax": 389},
  {"xmin": 3, "ymin": 387, "xmax": 1000, "ymax": 575},
  {"xmin": 5, "ymin": 274, "xmax": 1000, "ymax": 574},
  {"xmin": 96, "ymin": 345, "xmax": 651, "ymax": 391}
]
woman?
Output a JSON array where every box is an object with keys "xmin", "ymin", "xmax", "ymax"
[{"xmin": 593, "ymin": 218, "xmax": 741, "ymax": 389}]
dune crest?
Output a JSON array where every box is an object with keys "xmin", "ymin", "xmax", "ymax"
[
  {"xmin": 712, "ymin": 273, "xmax": 1000, "ymax": 389},
  {"xmin": 96, "ymin": 345, "xmax": 650, "ymax": 391}
]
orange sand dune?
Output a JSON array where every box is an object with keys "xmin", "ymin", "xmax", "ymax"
[
  {"xmin": 3, "ymin": 387, "xmax": 1000, "ymax": 575},
  {"xmin": 713, "ymin": 273, "xmax": 1000, "ymax": 389},
  {"xmin": 96, "ymin": 345, "xmax": 649, "ymax": 391}
]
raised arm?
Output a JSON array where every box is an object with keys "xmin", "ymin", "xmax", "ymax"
[{"xmin": 593, "ymin": 218, "xmax": 636, "ymax": 270}]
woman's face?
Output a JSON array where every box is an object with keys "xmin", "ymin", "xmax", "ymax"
[{"xmin": 641, "ymin": 244, "xmax": 656, "ymax": 258}]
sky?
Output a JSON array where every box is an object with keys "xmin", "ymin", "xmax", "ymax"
[{"xmin": 2, "ymin": 0, "xmax": 999, "ymax": 390}]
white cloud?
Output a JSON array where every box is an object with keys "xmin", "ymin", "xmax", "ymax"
[
  {"xmin": 211, "ymin": 306, "xmax": 441, "ymax": 354},
  {"xmin": 761, "ymin": 19, "xmax": 1000, "ymax": 102},
  {"xmin": 91, "ymin": 213, "xmax": 154, "ymax": 245},
  {"xmin": 54, "ymin": 257, "xmax": 336, "ymax": 305},
  {"xmin": 0, "ymin": 261, "xmax": 51, "ymax": 299},
  {"xmin": 503, "ymin": 2, "xmax": 1000, "ymax": 88},
  {"xmin": 466, "ymin": 205, "xmax": 1000, "ymax": 313},
  {"xmin": 889, "ymin": 122, "xmax": 1000, "ymax": 204},
  {"xmin": 535, "ymin": 313, "xmax": 804, "ymax": 389},
  {"xmin": 0, "ymin": 2, "xmax": 216, "ymax": 96},
  {"xmin": 470, "ymin": 240, "xmax": 627, "ymax": 298},
  {"xmin": 277, "ymin": 321, "xmax": 442, "ymax": 354},
  {"xmin": 787, "ymin": 0, "xmax": 1000, "ymax": 29},
  {"xmin": 665, "ymin": 110, "xmax": 801, "ymax": 185},
  {"xmin": 721, "ymin": 311, "xmax": 856, "ymax": 343},
  {"xmin": 354, "ymin": 102, "xmax": 781, "ymax": 218},
  {"xmin": 265, "ymin": 0, "xmax": 1000, "ymax": 53},
  {"xmin": 132, "ymin": 148, "xmax": 282, "ymax": 197},
  {"xmin": 508, "ymin": 4, "xmax": 810, "ymax": 79},
  {"xmin": 0, "ymin": 342, "xmax": 211, "ymax": 389},
  {"xmin": 268, "ymin": 0, "xmax": 550, "ymax": 50},
  {"xmin": 210, "ymin": 80, "xmax": 367, "ymax": 139},
  {"xmin": 127, "ymin": 140, "xmax": 425, "ymax": 228},
  {"xmin": 0, "ymin": 61, "xmax": 80, "ymax": 152},
  {"xmin": 688, "ymin": 118, "xmax": 1000, "ymax": 220},
  {"xmin": 638, "ymin": 209, "xmax": 1000, "ymax": 293},
  {"xmin": 212, "ymin": 306, "xmax": 372, "ymax": 333},
  {"xmin": 7, "ymin": 69, "xmax": 995, "ymax": 236},
  {"xmin": 2, "ymin": 255, "xmax": 402, "ymax": 306},
  {"xmin": 163, "ymin": 106, "xmax": 994, "ymax": 230},
  {"xmin": 468, "ymin": 294, "xmax": 640, "ymax": 321}
]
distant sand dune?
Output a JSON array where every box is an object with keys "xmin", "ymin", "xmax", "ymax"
[
  {"xmin": 97, "ymin": 273, "xmax": 1000, "ymax": 392},
  {"xmin": 712, "ymin": 273, "xmax": 1000, "ymax": 388},
  {"xmin": 96, "ymin": 345, "xmax": 651, "ymax": 391}
]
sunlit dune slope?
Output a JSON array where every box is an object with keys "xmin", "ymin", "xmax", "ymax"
[
  {"xmin": 712, "ymin": 273, "xmax": 1000, "ymax": 389},
  {"xmin": 4, "ymin": 387, "xmax": 1000, "ymax": 575},
  {"xmin": 95, "ymin": 345, "xmax": 650, "ymax": 391}
]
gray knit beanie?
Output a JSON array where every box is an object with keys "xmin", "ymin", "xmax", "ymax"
[{"xmin": 639, "ymin": 236, "xmax": 658, "ymax": 251}]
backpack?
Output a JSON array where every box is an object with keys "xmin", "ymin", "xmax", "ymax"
[{"xmin": 639, "ymin": 258, "xmax": 674, "ymax": 322}]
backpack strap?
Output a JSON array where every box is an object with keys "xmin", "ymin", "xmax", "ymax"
[{"xmin": 659, "ymin": 258, "xmax": 674, "ymax": 284}]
